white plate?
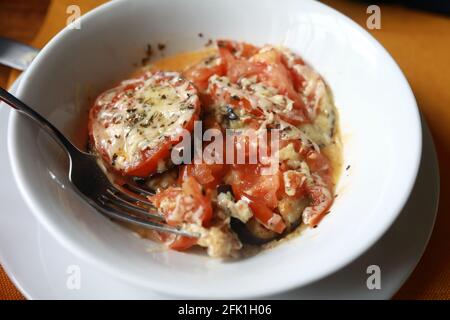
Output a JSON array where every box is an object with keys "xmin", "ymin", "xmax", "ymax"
[
  {"xmin": 8, "ymin": 0, "xmax": 423, "ymax": 298},
  {"xmin": 0, "ymin": 78, "xmax": 438, "ymax": 299}
]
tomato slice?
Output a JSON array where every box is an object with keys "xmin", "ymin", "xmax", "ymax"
[
  {"xmin": 228, "ymin": 165, "xmax": 286, "ymax": 234},
  {"xmin": 303, "ymin": 182, "xmax": 332, "ymax": 227},
  {"xmin": 179, "ymin": 163, "xmax": 227, "ymax": 190},
  {"xmin": 278, "ymin": 107, "xmax": 308, "ymax": 126},
  {"xmin": 155, "ymin": 232, "xmax": 198, "ymax": 251},
  {"xmin": 170, "ymin": 236, "xmax": 198, "ymax": 251},
  {"xmin": 218, "ymin": 41, "xmax": 265, "ymax": 83},
  {"xmin": 217, "ymin": 40, "xmax": 260, "ymax": 59},
  {"xmin": 229, "ymin": 164, "xmax": 279, "ymax": 207},
  {"xmin": 252, "ymin": 48, "xmax": 308, "ymax": 119},
  {"xmin": 215, "ymin": 41, "xmax": 309, "ymax": 125},
  {"xmin": 149, "ymin": 177, "xmax": 213, "ymax": 227},
  {"xmin": 89, "ymin": 71, "xmax": 200, "ymax": 177},
  {"xmin": 305, "ymin": 150, "xmax": 332, "ymax": 188},
  {"xmin": 244, "ymin": 194, "xmax": 286, "ymax": 234},
  {"xmin": 183, "ymin": 57, "xmax": 225, "ymax": 92}
]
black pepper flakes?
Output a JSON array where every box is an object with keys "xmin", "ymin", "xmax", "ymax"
[
  {"xmin": 111, "ymin": 153, "xmax": 118, "ymax": 166},
  {"xmin": 157, "ymin": 43, "xmax": 166, "ymax": 51},
  {"xmin": 204, "ymin": 56, "xmax": 215, "ymax": 65},
  {"xmin": 205, "ymin": 39, "xmax": 213, "ymax": 47},
  {"xmin": 141, "ymin": 44, "xmax": 153, "ymax": 66}
]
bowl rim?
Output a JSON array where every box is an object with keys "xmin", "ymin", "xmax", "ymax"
[{"xmin": 7, "ymin": 0, "xmax": 422, "ymax": 298}]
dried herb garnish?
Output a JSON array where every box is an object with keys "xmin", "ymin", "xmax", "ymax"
[
  {"xmin": 141, "ymin": 44, "xmax": 153, "ymax": 66},
  {"xmin": 111, "ymin": 153, "xmax": 118, "ymax": 166},
  {"xmin": 146, "ymin": 44, "xmax": 153, "ymax": 56},
  {"xmin": 157, "ymin": 43, "xmax": 166, "ymax": 51}
]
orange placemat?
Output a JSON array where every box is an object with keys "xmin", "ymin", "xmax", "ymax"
[{"xmin": 1, "ymin": 0, "xmax": 449, "ymax": 300}]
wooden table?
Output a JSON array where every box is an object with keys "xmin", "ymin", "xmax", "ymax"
[
  {"xmin": 0, "ymin": 0, "xmax": 50, "ymax": 300},
  {"xmin": 0, "ymin": 0, "xmax": 49, "ymax": 87},
  {"xmin": 0, "ymin": 0, "xmax": 449, "ymax": 300}
]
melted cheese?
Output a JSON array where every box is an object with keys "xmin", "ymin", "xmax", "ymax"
[
  {"xmin": 106, "ymin": 45, "xmax": 342, "ymax": 257},
  {"xmin": 92, "ymin": 72, "xmax": 198, "ymax": 171},
  {"xmin": 183, "ymin": 223, "xmax": 242, "ymax": 258},
  {"xmin": 217, "ymin": 192, "xmax": 253, "ymax": 223},
  {"xmin": 277, "ymin": 46, "xmax": 336, "ymax": 147},
  {"xmin": 208, "ymin": 75, "xmax": 295, "ymax": 122}
]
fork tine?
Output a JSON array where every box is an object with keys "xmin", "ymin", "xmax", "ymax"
[
  {"xmin": 96, "ymin": 196, "xmax": 198, "ymax": 238},
  {"xmin": 100, "ymin": 193, "xmax": 164, "ymax": 221},
  {"xmin": 107, "ymin": 184, "xmax": 154, "ymax": 206},
  {"xmin": 106, "ymin": 187, "xmax": 155, "ymax": 210},
  {"xmin": 123, "ymin": 180, "xmax": 155, "ymax": 196}
]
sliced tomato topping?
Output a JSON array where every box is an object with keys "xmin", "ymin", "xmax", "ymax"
[
  {"xmin": 279, "ymin": 170, "xmax": 307, "ymax": 198},
  {"xmin": 215, "ymin": 41, "xmax": 309, "ymax": 125},
  {"xmin": 236, "ymin": 191, "xmax": 286, "ymax": 234},
  {"xmin": 303, "ymin": 182, "xmax": 332, "ymax": 227},
  {"xmin": 252, "ymin": 48, "xmax": 307, "ymax": 116},
  {"xmin": 149, "ymin": 177, "xmax": 213, "ymax": 227},
  {"xmin": 228, "ymin": 164, "xmax": 286, "ymax": 233},
  {"xmin": 89, "ymin": 71, "xmax": 200, "ymax": 177},
  {"xmin": 222, "ymin": 55, "xmax": 265, "ymax": 84},
  {"xmin": 217, "ymin": 40, "xmax": 260, "ymax": 59},
  {"xmin": 278, "ymin": 108, "xmax": 308, "ymax": 126},
  {"xmin": 233, "ymin": 165, "xmax": 280, "ymax": 209},
  {"xmin": 218, "ymin": 42, "xmax": 265, "ymax": 83},
  {"xmin": 169, "ymin": 235, "xmax": 198, "ymax": 251},
  {"xmin": 179, "ymin": 163, "xmax": 227, "ymax": 190},
  {"xmin": 156, "ymin": 233, "xmax": 198, "ymax": 251},
  {"xmin": 305, "ymin": 150, "xmax": 332, "ymax": 188},
  {"xmin": 169, "ymin": 236, "xmax": 198, "ymax": 251},
  {"xmin": 288, "ymin": 64, "xmax": 307, "ymax": 93},
  {"xmin": 208, "ymin": 79, "xmax": 265, "ymax": 118},
  {"xmin": 183, "ymin": 58, "xmax": 225, "ymax": 92}
]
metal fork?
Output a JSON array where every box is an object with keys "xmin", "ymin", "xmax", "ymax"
[
  {"xmin": 0, "ymin": 87, "xmax": 196, "ymax": 238},
  {"xmin": 0, "ymin": 37, "xmax": 38, "ymax": 71}
]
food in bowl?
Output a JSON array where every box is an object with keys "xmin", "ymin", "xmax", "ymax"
[{"xmin": 88, "ymin": 40, "xmax": 342, "ymax": 258}]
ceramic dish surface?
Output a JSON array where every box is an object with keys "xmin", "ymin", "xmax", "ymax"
[{"xmin": 8, "ymin": 0, "xmax": 421, "ymax": 298}]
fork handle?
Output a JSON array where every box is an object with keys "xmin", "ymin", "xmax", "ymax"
[{"xmin": 0, "ymin": 86, "xmax": 82, "ymax": 156}]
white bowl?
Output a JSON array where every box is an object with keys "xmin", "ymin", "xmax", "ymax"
[{"xmin": 7, "ymin": 0, "xmax": 421, "ymax": 298}]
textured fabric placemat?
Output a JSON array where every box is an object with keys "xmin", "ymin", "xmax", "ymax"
[{"xmin": 1, "ymin": 0, "xmax": 449, "ymax": 300}]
